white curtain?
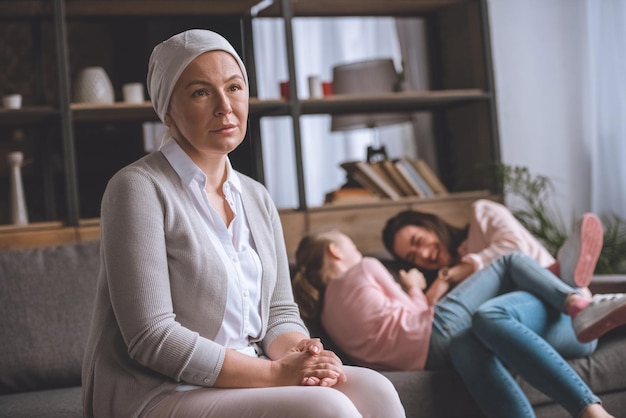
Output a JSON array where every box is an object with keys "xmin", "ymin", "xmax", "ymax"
[
  {"xmin": 252, "ymin": 17, "xmax": 417, "ymax": 208},
  {"xmin": 584, "ymin": 0, "xmax": 626, "ymax": 218}
]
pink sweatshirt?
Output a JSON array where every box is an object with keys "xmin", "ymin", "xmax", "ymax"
[
  {"xmin": 322, "ymin": 257, "xmax": 433, "ymax": 371},
  {"xmin": 321, "ymin": 200, "xmax": 553, "ymax": 372},
  {"xmin": 459, "ymin": 199, "xmax": 555, "ymax": 272}
]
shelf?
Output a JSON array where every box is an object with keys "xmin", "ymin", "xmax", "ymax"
[
  {"xmin": 250, "ymin": 98, "xmax": 291, "ymax": 116},
  {"xmin": 0, "ymin": 106, "xmax": 58, "ymax": 126},
  {"xmin": 301, "ymin": 89, "xmax": 488, "ymax": 115},
  {"xmin": 0, "ymin": 0, "xmax": 264, "ymax": 18},
  {"xmin": 0, "ymin": 221, "xmax": 64, "ymax": 233},
  {"xmin": 255, "ymin": 0, "xmax": 470, "ymax": 17},
  {"xmin": 2, "ymin": 91, "xmax": 476, "ymax": 125},
  {"xmin": 306, "ymin": 190, "xmax": 491, "ymax": 213},
  {"xmin": 68, "ymin": 99, "xmax": 290, "ymax": 122},
  {"xmin": 0, "ymin": 220, "xmax": 100, "ymax": 250}
]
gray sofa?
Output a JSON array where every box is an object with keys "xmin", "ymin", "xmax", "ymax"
[
  {"xmin": 306, "ymin": 318, "xmax": 626, "ymax": 417},
  {"xmin": 1, "ymin": 241, "xmax": 625, "ymax": 418},
  {"xmin": 0, "ymin": 241, "xmax": 100, "ymax": 418}
]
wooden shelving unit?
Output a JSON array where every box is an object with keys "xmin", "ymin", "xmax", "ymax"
[{"xmin": 0, "ymin": 0, "xmax": 501, "ymax": 256}]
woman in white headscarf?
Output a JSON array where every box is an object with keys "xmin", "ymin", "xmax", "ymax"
[{"xmin": 81, "ymin": 29, "xmax": 405, "ymax": 418}]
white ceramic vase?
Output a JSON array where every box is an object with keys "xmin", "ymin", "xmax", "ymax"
[
  {"xmin": 8, "ymin": 151, "xmax": 28, "ymax": 226},
  {"xmin": 73, "ymin": 67, "xmax": 114, "ymax": 104}
]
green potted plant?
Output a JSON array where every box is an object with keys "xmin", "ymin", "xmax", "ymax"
[{"xmin": 496, "ymin": 164, "xmax": 626, "ymax": 275}]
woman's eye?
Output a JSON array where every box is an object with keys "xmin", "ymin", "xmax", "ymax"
[
  {"xmin": 229, "ymin": 84, "xmax": 242, "ymax": 92},
  {"xmin": 192, "ymin": 89, "xmax": 208, "ymax": 97}
]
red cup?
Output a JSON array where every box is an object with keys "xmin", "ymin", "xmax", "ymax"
[
  {"xmin": 280, "ymin": 81, "xmax": 290, "ymax": 99},
  {"xmin": 322, "ymin": 81, "xmax": 333, "ymax": 96}
]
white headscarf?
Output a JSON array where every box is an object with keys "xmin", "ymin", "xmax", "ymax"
[{"xmin": 146, "ymin": 29, "xmax": 248, "ymax": 123}]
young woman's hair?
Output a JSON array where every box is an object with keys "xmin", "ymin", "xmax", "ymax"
[
  {"xmin": 292, "ymin": 233, "xmax": 333, "ymax": 320},
  {"xmin": 382, "ymin": 210, "xmax": 469, "ymax": 263}
]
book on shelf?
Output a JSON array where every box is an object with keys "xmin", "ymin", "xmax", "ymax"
[
  {"xmin": 370, "ymin": 160, "xmax": 411, "ymax": 197},
  {"xmin": 376, "ymin": 160, "xmax": 417, "ymax": 197},
  {"xmin": 338, "ymin": 157, "xmax": 447, "ymax": 200},
  {"xmin": 340, "ymin": 161, "xmax": 402, "ymax": 200},
  {"xmin": 409, "ymin": 158, "xmax": 449, "ymax": 195},
  {"xmin": 393, "ymin": 158, "xmax": 434, "ymax": 197}
]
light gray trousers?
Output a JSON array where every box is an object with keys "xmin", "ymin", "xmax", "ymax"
[{"xmin": 143, "ymin": 365, "xmax": 406, "ymax": 418}]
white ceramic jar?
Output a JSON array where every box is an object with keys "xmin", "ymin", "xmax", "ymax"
[{"xmin": 73, "ymin": 67, "xmax": 114, "ymax": 104}]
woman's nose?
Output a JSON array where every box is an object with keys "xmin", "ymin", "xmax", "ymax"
[
  {"xmin": 214, "ymin": 92, "xmax": 232, "ymax": 115},
  {"xmin": 418, "ymin": 246, "xmax": 433, "ymax": 262}
]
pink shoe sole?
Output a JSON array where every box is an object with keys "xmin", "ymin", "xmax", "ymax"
[
  {"xmin": 576, "ymin": 302, "xmax": 626, "ymax": 343},
  {"xmin": 573, "ymin": 214, "xmax": 603, "ymax": 288}
]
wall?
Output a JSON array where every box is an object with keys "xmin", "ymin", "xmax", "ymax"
[{"xmin": 488, "ymin": 0, "xmax": 588, "ymax": 226}]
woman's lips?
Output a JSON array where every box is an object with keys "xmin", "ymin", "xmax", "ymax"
[{"xmin": 211, "ymin": 124, "xmax": 236, "ymax": 134}]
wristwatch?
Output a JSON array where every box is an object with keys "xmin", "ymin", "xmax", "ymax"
[{"xmin": 439, "ymin": 267, "xmax": 452, "ymax": 283}]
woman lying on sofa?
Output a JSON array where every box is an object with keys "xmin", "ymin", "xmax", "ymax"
[
  {"xmin": 292, "ymin": 226, "xmax": 625, "ymax": 418},
  {"xmin": 381, "ymin": 199, "xmax": 601, "ymax": 304}
]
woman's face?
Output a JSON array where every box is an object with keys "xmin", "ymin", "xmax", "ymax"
[
  {"xmin": 392, "ymin": 225, "xmax": 452, "ymax": 270},
  {"xmin": 166, "ymin": 50, "xmax": 249, "ymax": 160}
]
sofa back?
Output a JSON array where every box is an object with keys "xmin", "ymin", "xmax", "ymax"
[{"xmin": 0, "ymin": 241, "xmax": 100, "ymax": 394}]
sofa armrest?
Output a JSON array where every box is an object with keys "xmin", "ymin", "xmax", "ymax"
[{"xmin": 589, "ymin": 275, "xmax": 626, "ymax": 294}]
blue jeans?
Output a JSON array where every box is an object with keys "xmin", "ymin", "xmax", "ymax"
[{"xmin": 425, "ymin": 252, "xmax": 599, "ymax": 417}]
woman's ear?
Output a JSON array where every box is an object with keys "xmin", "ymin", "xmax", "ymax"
[{"xmin": 164, "ymin": 112, "xmax": 172, "ymax": 127}]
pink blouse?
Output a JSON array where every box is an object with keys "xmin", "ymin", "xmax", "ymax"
[
  {"xmin": 459, "ymin": 199, "xmax": 555, "ymax": 272},
  {"xmin": 321, "ymin": 257, "xmax": 434, "ymax": 371}
]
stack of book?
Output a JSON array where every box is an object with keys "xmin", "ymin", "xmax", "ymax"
[{"xmin": 335, "ymin": 157, "xmax": 448, "ymax": 202}]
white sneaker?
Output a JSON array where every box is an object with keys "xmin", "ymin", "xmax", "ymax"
[
  {"xmin": 557, "ymin": 213, "xmax": 603, "ymax": 288},
  {"xmin": 573, "ymin": 293, "xmax": 626, "ymax": 342}
]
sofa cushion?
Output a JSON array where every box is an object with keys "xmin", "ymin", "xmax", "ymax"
[
  {"xmin": 0, "ymin": 387, "xmax": 82, "ymax": 418},
  {"xmin": 382, "ymin": 369, "xmax": 484, "ymax": 418},
  {"xmin": 0, "ymin": 241, "xmax": 100, "ymax": 394}
]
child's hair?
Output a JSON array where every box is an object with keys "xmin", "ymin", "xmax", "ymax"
[{"xmin": 292, "ymin": 232, "xmax": 334, "ymax": 320}]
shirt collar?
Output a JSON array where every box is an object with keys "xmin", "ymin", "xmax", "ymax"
[{"xmin": 160, "ymin": 136, "xmax": 242, "ymax": 193}]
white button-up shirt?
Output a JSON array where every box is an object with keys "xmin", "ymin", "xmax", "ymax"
[{"xmin": 160, "ymin": 137, "xmax": 263, "ymax": 354}]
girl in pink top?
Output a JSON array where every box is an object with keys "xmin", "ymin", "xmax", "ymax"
[{"xmin": 292, "ymin": 230, "xmax": 622, "ymax": 418}]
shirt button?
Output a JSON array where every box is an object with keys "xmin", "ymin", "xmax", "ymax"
[{"xmin": 203, "ymin": 378, "xmax": 210, "ymax": 384}]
